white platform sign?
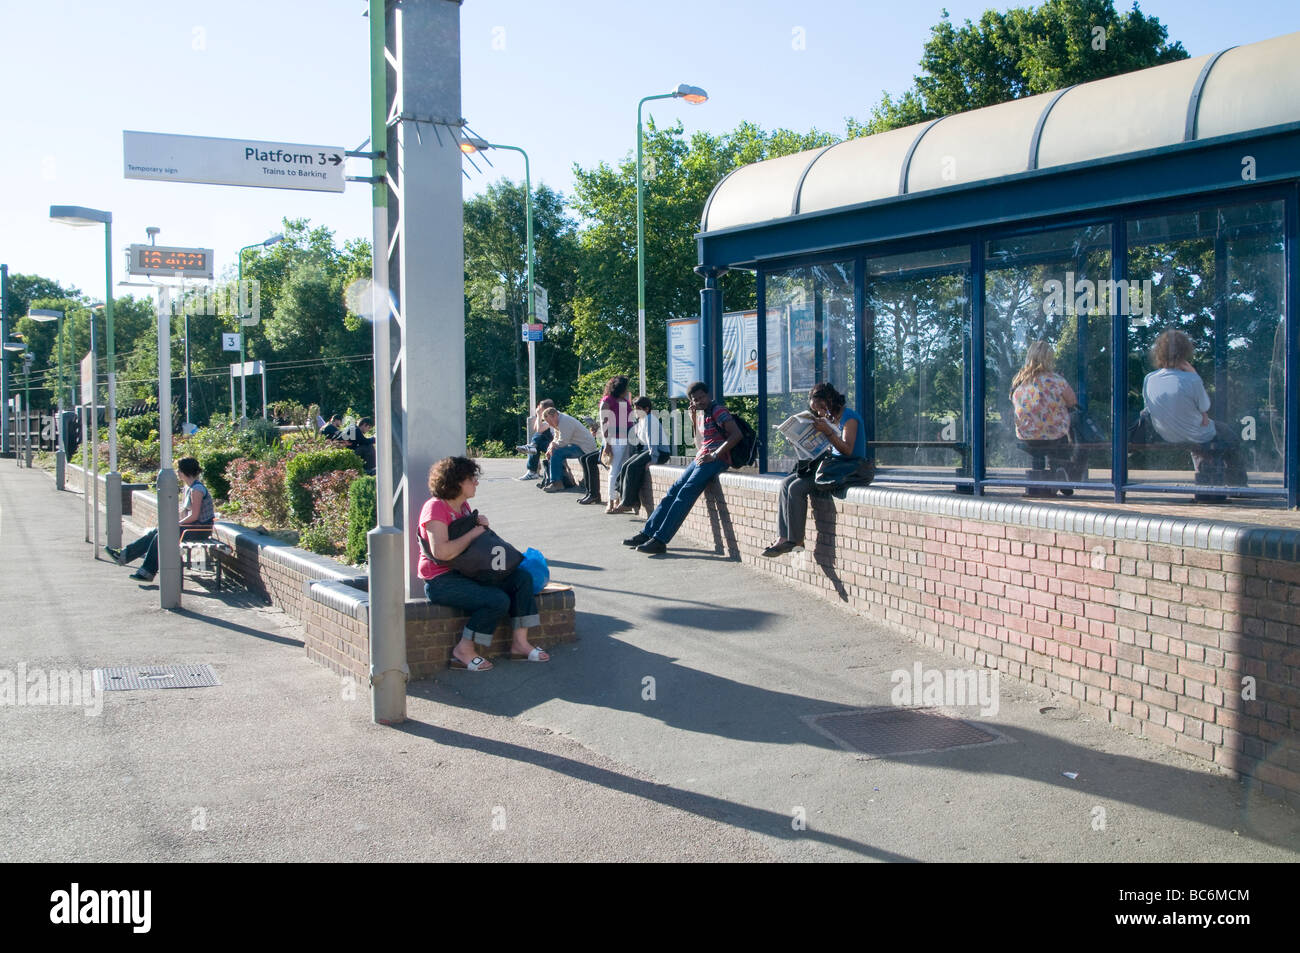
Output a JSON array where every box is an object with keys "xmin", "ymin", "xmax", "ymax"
[
  {"xmin": 222, "ymin": 333, "xmax": 242, "ymax": 352},
  {"xmin": 124, "ymin": 130, "xmax": 346, "ymax": 193}
]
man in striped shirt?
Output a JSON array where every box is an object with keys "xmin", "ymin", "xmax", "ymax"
[{"xmin": 624, "ymin": 381, "xmax": 740, "ymax": 555}]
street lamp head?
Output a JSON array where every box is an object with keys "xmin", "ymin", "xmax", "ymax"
[
  {"xmin": 459, "ymin": 137, "xmax": 490, "ymax": 155},
  {"xmin": 674, "ymin": 84, "xmax": 709, "ymax": 104},
  {"xmin": 263, "ymin": 233, "xmax": 285, "ymax": 246},
  {"xmin": 2, "ymin": 342, "xmax": 25, "ymax": 353},
  {"xmin": 50, "ymin": 205, "xmax": 112, "ymax": 226},
  {"xmin": 27, "ymin": 309, "xmax": 64, "ymax": 323}
]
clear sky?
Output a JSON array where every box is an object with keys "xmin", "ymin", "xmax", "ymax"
[{"xmin": 2, "ymin": 0, "xmax": 1298, "ymax": 299}]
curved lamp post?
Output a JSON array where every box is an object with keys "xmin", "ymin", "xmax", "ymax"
[
  {"xmin": 236, "ymin": 233, "xmax": 284, "ymax": 423},
  {"xmin": 460, "ymin": 136, "xmax": 538, "ymax": 412},
  {"xmin": 637, "ymin": 83, "xmax": 708, "ymax": 396},
  {"xmin": 50, "ymin": 205, "xmax": 121, "ymax": 546},
  {"xmin": 27, "ymin": 309, "xmax": 67, "ymax": 487}
]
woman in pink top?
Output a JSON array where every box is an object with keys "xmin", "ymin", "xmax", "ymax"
[
  {"xmin": 595, "ymin": 374, "xmax": 635, "ymax": 512},
  {"xmin": 418, "ymin": 456, "xmax": 549, "ymax": 670}
]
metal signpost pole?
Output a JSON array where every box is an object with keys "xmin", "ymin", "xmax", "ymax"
[
  {"xmin": 366, "ymin": 0, "xmax": 406, "ymax": 725},
  {"xmin": 104, "ymin": 217, "xmax": 121, "ymax": 550},
  {"xmin": 0, "ymin": 264, "xmax": 9, "ymax": 456},
  {"xmin": 155, "ymin": 286, "xmax": 180, "ymax": 609}
]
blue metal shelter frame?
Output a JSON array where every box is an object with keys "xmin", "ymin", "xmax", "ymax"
[{"xmin": 696, "ymin": 120, "xmax": 1300, "ymax": 507}]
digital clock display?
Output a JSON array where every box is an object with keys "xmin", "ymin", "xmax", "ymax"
[{"xmin": 127, "ymin": 244, "xmax": 214, "ymax": 279}]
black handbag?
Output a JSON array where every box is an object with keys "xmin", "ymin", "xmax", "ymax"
[
  {"xmin": 419, "ymin": 509, "xmax": 524, "ymax": 585},
  {"xmin": 795, "ymin": 451, "xmax": 831, "ymax": 479},
  {"xmin": 814, "ymin": 455, "xmax": 875, "ymax": 489}
]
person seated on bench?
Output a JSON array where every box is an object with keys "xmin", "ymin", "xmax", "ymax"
[
  {"xmin": 517, "ymin": 399, "xmax": 555, "ymax": 482},
  {"xmin": 763, "ymin": 382, "xmax": 871, "ymax": 558},
  {"xmin": 417, "ymin": 456, "xmax": 549, "ymax": 670},
  {"xmin": 106, "ymin": 456, "xmax": 213, "ymax": 582},
  {"xmin": 541, "ymin": 406, "xmax": 597, "ymax": 494},
  {"xmin": 320, "ymin": 413, "xmax": 344, "ymax": 441},
  {"xmin": 1142, "ymin": 329, "xmax": 1248, "ymax": 485},
  {"xmin": 1011, "ymin": 340, "xmax": 1085, "ymax": 489},
  {"xmin": 610, "ymin": 396, "xmax": 672, "ymax": 515}
]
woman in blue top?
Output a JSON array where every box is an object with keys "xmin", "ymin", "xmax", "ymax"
[{"xmin": 763, "ymin": 383, "xmax": 871, "ymax": 558}]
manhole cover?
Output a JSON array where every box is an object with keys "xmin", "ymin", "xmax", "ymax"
[
  {"xmin": 803, "ymin": 707, "xmax": 1011, "ymax": 757},
  {"xmin": 94, "ymin": 664, "xmax": 221, "ymax": 691}
]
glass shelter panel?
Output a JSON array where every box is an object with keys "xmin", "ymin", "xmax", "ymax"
[
  {"xmin": 763, "ymin": 262, "xmax": 856, "ymax": 469},
  {"xmin": 984, "ymin": 224, "xmax": 1113, "ymax": 486},
  {"xmin": 865, "ymin": 246, "xmax": 972, "ymax": 480},
  {"xmin": 1126, "ymin": 199, "xmax": 1286, "ymax": 490}
]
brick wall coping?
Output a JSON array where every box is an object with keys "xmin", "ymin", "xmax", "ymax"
[
  {"xmin": 308, "ymin": 579, "xmax": 370, "ymax": 622},
  {"xmin": 214, "ymin": 522, "xmax": 368, "ymax": 587},
  {"xmin": 310, "ymin": 575, "xmax": 576, "ymax": 626},
  {"xmin": 649, "ymin": 464, "xmax": 1300, "ymax": 561}
]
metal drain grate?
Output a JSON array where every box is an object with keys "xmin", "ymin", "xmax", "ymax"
[
  {"xmin": 94, "ymin": 664, "xmax": 221, "ymax": 691},
  {"xmin": 803, "ymin": 707, "xmax": 1009, "ymax": 757}
]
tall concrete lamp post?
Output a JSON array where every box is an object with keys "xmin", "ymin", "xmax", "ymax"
[
  {"xmin": 636, "ymin": 83, "xmax": 708, "ymax": 396},
  {"xmin": 459, "ymin": 136, "xmax": 537, "ymax": 411},
  {"xmin": 27, "ymin": 309, "xmax": 67, "ymax": 487},
  {"xmin": 236, "ymin": 233, "xmax": 284, "ymax": 424},
  {"xmin": 50, "ymin": 206, "xmax": 121, "ymax": 548},
  {"xmin": 3, "ymin": 341, "xmax": 27, "ymax": 463}
]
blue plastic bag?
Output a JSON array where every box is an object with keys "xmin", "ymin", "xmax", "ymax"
[{"xmin": 519, "ymin": 547, "xmax": 549, "ymax": 595}]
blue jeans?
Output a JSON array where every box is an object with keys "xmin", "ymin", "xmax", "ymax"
[
  {"xmin": 122, "ymin": 525, "xmax": 211, "ymax": 575},
  {"xmin": 525, "ymin": 430, "xmax": 552, "ymax": 473},
  {"xmin": 424, "ymin": 567, "xmax": 539, "ymax": 646},
  {"xmin": 548, "ymin": 443, "xmax": 584, "ymax": 484},
  {"xmin": 642, "ymin": 458, "xmax": 728, "ymax": 544}
]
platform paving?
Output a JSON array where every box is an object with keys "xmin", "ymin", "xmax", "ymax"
[{"xmin": 1, "ymin": 458, "xmax": 1297, "ymax": 862}]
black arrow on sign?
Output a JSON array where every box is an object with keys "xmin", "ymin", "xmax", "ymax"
[{"xmin": 329, "ymin": 154, "xmax": 342, "ymax": 166}]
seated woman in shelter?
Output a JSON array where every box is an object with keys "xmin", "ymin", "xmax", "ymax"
[
  {"xmin": 417, "ymin": 456, "xmax": 549, "ymax": 670},
  {"xmin": 1142, "ymin": 328, "xmax": 1248, "ymax": 485},
  {"xmin": 1010, "ymin": 340, "xmax": 1086, "ymax": 488},
  {"xmin": 762, "ymin": 382, "xmax": 869, "ymax": 558}
]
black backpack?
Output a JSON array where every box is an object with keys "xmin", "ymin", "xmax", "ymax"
[{"xmin": 724, "ymin": 412, "xmax": 760, "ymax": 469}]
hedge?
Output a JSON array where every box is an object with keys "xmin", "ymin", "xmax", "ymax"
[
  {"xmin": 285, "ymin": 447, "xmax": 364, "ymax": 525},
  {"xmin": 346, "ymin": 475, "xmax": 377, "ymax": 565}
]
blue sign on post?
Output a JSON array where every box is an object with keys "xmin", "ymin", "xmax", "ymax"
[{"xmin": 522, "ymin": 323, "xmax": 544, "ymax": 342}]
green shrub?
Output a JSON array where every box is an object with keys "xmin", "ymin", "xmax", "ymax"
[
  {"xmin": 200, "ymin": 449, "xmax": 242, "ymax": 501},
  {"xmin": 242, "ymin": 417, "xmax": 279, "ymax": 450},
  {"xmin": 225, "ymin": 457, "xmax": 291, "ymax": 527},
  {"xmin": 117, "ymin": 413, "xmax": 158, "ymax": 442},
  {"xmin": 468, "ymin": 439, "xmax": 512, "ymax": 458},
  {"xmin": 285, "ymin": 448, "xmax": 364, "ymax": 525},
  {"xmin": 346, "ymin": 475, "xmax": 377, "ymax": 565}
]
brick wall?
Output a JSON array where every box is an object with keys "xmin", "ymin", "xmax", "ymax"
[
  {"xmin": 65, "ymin": 462, "xmax": 144, "ymax": 515},
  {"xmin": 126, "ymin": 490, "xmax": 578, "ymax": 686},
  {"xmin": 297, "ymin": 582, "xmax": 576, "ymax": 682},
  {"xmin": 650, "ymin": 465, "xmax": 1300, "ymax": 807}
]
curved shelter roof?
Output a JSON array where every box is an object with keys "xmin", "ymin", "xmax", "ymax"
[{"xmin": 700, "ymin": 31, "xmax": 1300, "ymax": 236}]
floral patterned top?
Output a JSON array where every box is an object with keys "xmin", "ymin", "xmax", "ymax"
[{"xmin": 1012, "ymin": 372, "xmax": 1072, "ymax": 440}]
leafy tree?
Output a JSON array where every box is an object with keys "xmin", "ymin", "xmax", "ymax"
[
  {"xmin": 850, "ymin": 0, "xmax": 1188, "ymax": 136},
  {"xmin": 463, "ymin": 180, "xmax": 581, "ymax": 446},
  {"xmin": 569, "ymin": 120, "xmax": 837, "ymax": 413}
]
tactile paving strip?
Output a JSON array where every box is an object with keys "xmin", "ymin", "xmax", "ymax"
[
  {"xmin": 94, "ymin": 664, "xmax": 221, "ymax": 692},
  {"xmin": 803, "ymin": 707, "xmax": 1009, "ymax": 757}
]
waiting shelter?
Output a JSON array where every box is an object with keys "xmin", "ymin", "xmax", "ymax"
[{"xmin": 695, "ymin": 31, "xmax": 1300, "ymax": 506}]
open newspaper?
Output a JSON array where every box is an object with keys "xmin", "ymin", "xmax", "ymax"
[{"xmin": 776, "ymin": 411, "xmax": 832, "ymax": 460}]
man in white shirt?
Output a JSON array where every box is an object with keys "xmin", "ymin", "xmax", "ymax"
[{"xmin": 542, "ymin": 407, "xmax": 596, "ymax": 492}]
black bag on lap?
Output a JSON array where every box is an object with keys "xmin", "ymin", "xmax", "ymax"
[
  {"xmin": 420, "ymin": 510, "xmax": 524, "ymax": 585},
  {"xmin": 814, "ymin": 455, "xmax": 875, "ymax": 489}
]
